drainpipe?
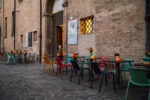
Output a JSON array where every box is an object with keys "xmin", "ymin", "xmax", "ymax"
[
  {"xmin": 14, "ymin": 0, "xmax": 16, "ymax": 50},
  {"xmin": 39, "ymin": 0, "xmax": 42, "ymax": 63},
  {"xmin": 2, "ymin": 0, "xmax": 4, "ymax": 53}
]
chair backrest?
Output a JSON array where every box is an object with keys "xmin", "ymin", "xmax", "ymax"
[
  {"xmin": 83, "ymin": 56, "xmax": 90, "ymax": 64},
  {"xmin": 129, "ymin": 67, "xmax": 149, "ymax": 85},
  {"xmin": 43, "ymin": 56, "xmax": 49, "ymax": 64},
  {"xmin": 121, "ymin": 58, "xmax": 134, "ymax": 70},
  {"xmin": 66, "ymin": 54, "xmax": 72, "ymax": 63},
  {"xmin": 8, "ymin": 53, "xmax": 14, "ymax": 59},
  {"xmin": 71, "ymin": 60, "xmax": 80, "ymax": 70},
  {"xmin": 98, "ymin": 56, "xmax": 108, "ymax": 67},
  {"xmin": 55, "ymin": 58, "xmax": 63, "ymax": 66},
  {"xmin": 90, "ymin": 62, "xmax": 102, "ymax": 74}
]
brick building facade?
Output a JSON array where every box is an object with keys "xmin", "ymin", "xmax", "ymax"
[
  {"xmin": 63, "ymin": 0, "xmax": 146, "ymax": 61},
  {"xmin": 0, "ymin": 0, "xmax": 40, "ymax": 56},
  {"xmin": 0, "ymin": 0, "xmax": 148, "ymax": 62}
]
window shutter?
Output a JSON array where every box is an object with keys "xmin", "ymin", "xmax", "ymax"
[
  {"xmin": 24, "ymin": 33, "xmax": 28, "ymax": 47},
  {"xmin": 28, "ymin": 32, "xmax": 32, "ymax": 47}
]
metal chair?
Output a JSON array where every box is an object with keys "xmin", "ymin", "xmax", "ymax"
[
  {"xmin": 70, "ymin": 60, "xmax": 90, "ymax": 84},
  {"xmin": 90, "ymin": 62, "xmax": 116, "ymax": 93},
  {"xmin": 43, "ymin": 56, "xmax": 56, "ymax": 74},
  {"xmin": 55, "ymin": 58, "xmax": 72, "ymax": 79},
  {"xmin": 7, "ymin": 53, "xmax": 16, "ymax": 64},
  {"xmin": 125, "ymin": 67, "xmax": 150, "ymax": 100}
]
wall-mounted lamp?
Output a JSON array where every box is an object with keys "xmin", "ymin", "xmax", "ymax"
[
  {"xmin": 62, "ymin": 1, "xmax": 68, "ymax": 7},
  {"xmin": 69, "ymin": 16, "xmax": 73, "ymax": 20}
]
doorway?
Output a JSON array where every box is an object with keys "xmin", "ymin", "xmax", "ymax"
[
  {"xmin": 52, "ymin": 11, "xmax": 63, "ymax": 56},
  {"xmin": 146, "ymin": 0, "xmax": 150, "ymax": 50},
  {"xmin": 57, "ymin": 25, "xmax": 64, "ymax": 54}
]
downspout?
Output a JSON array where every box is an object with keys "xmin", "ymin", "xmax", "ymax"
[
  {"xmin": 14, "ymin": 0, "xmax": 16, "ymax": 50},
  {"xmin": 2, "ymin": 0, "xmax": 4, "ymax": 53},
  {"xmin": 39, "ymin": 0, "xmax": 42, "ymax": 63}
]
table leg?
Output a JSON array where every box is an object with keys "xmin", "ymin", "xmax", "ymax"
[
  {"xmin": 116, "ymin": 62, "xmax": 120, "ymax": 85},
  {"xmin": 25, "ymin": 55, "xmax": 26, "ymax": 64}
]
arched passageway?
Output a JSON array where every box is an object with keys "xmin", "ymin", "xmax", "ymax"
[{"xmin": 42, "ymin": 0, "xmax": 64, "ymax": 57}]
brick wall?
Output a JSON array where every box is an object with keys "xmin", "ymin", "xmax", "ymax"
[
  {"xmin": 64, "ymin": 0, "xmax": 145, "ymax": 62},
  {"xmin": 2, "ymin": 0, "xmax": 40, "ymax": 55}
]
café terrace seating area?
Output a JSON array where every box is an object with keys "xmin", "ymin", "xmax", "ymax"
[
  {"xmin": 1, "ymin": 48, "xmax": 150, "ymax": 100},
  {"xmin": 41, "ymin": 49, "xmax": 150, "ymax": 100},
  {"xmin": 0, "ymin": 50, "xmax": 39, "ymax": 64}
]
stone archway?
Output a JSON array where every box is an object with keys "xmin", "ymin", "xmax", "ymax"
[
  {"xmin": 42, "ymin": 0, "xmax": 65, "ymax": 57},
  {"xmin": 42, "ymin": 0, "xmax": 55, "ymax": 57}
]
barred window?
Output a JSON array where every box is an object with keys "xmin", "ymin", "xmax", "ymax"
[{"xmin": 80, "ymin": 16, "xmax": 94, "ymax": 34}]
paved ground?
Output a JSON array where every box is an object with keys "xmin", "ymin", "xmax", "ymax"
[{"xmin": 0, "ymin": 63, "xmax": 148, "ymax": 100}]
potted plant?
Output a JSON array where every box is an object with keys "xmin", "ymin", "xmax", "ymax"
[
  {"xmin": 143, "ymin": 50, "xmax": 150, "ymax": 64},
  {"xmin": 87, "ymin": 47, "xmax": 94, "ymax": 56},
  {"xmin": 57, "ymin": 50, "xmax": 62, "ymax": 57}
]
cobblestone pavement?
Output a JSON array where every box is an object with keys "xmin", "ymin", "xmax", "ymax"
[{"xmin": 0, "ymin": 63, "xmax": 148, "ymax": 100}]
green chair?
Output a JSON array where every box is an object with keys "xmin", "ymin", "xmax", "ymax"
[
  {"xmin": 125, "ymin": 67, "xmax": 150, "ymax": 100},
  {"xmin": 113, "ymin": 58, "xmax": 134, "ymax": 82}
]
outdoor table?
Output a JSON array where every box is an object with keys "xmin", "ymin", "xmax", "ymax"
[
  {"xmin": 134, "ymin": 63, "xmax": 150, "ymax": 78},
  {"xmin": 104, "ymin": 60, "xmax": 133, "ymax": 86}
]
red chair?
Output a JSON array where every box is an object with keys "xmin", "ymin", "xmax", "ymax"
[
  {"xmin": 55, "ymin": 58, "xmax": 72, "ymax": 79},
  {"xmin": 98, "ymin": 56, "xmax": 108, "ymax": 67}
]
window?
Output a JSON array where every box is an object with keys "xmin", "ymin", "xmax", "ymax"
[
  {"xmin": 5, "ymin": 17, "xmax": 7, "ymax": 38},
  {"xmin": 0, "ymin": 0, "xmax": 1, "ymax": 8},
  {"xmin": 33, "ymin": 31, "xmax": 37, "ymax": 41},
  {"xmin": 12, "ymin": 11, "xmax": 15, "ymax": 37},
  {"xmin": 80, "ymin": 16, "xmax": 94, "ymax": 34},
  {"xmin": 20, "ymin": 35, "xmax": 23, "ymax": 43},
  {"xmin": 28, "ymin": 32, "xmax": 32, "ymax": 47}
]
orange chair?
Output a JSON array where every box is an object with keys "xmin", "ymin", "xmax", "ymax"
[{"xmin": 43, "ymin": 56, "xmax": 56, "ymax": 74}]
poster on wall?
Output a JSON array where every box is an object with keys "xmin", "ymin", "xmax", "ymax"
[{"xmin": 68, "ymin": 19, "xmax": 77, "ymax": 44}]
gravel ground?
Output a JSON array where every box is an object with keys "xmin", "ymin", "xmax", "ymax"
[{"xmin": 0, "ymin": 63, "xmax": 148, "ymax": 100}]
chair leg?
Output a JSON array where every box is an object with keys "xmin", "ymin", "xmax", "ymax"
[
  {"xmin": 70, "ymin": 70, "xmax": 74, "ymax": 82},
  {"xmin": 90, "ymin": 74, "xmax": 94, "ymax": 88},
  {"xmin": 99, "ymin": 75, "xmax": 104, "ymax": 93},
  {"xmin": 88, "ymin": 69, "xmax": 91, "ymax": 81},
  {"xmin": 148, "ymin": 89, "xmax": 150, "ymax": 100},
  {"xmin": 125, "ymin": 80, "xmax": 131, "ymax": 100},
  {"xmin": 66, "ymin": 67, "xmax": 68, "ymax": 75},
  {"xmin": 52, "ymin": 64, "xmax": 55, "ymax": 73},
  {"xmin": 78, "ymin": 70, "xmax": 82, "ymax": 84},
  {"xmin": 105, "ymin": 74, "xmax": 108, "ymax": 87},
  {"xmin": 123, "ymin": 72, "xmax": 126, "ymax": 83},
  {"xmin": 70, "ymin": 66, "xmax": 72, "ymax": 71},
  {"xmin": 139, "ymin": 88, "xmax": 142, "ymax": 100},
  {"xmin": 55, "ymin": 66, "xmax": 59, "ymax": 76},
  {"xmin": 42, "ymin": 64, "xmax": 46, "ymax": 72},
  {"xmin": 48, "ymin": 64, "xmax": 51, "ymax": 74},
  {"xmin": 61, "ymin": 68, "xmax": 64, "ymax": 79},
  {"xmin": 112, "ymin": 73, "xmax": 116, "ymax": 89},
  {"xmin": 82, "ymin": 70, "xmax": 84, "ymax": 80}
]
